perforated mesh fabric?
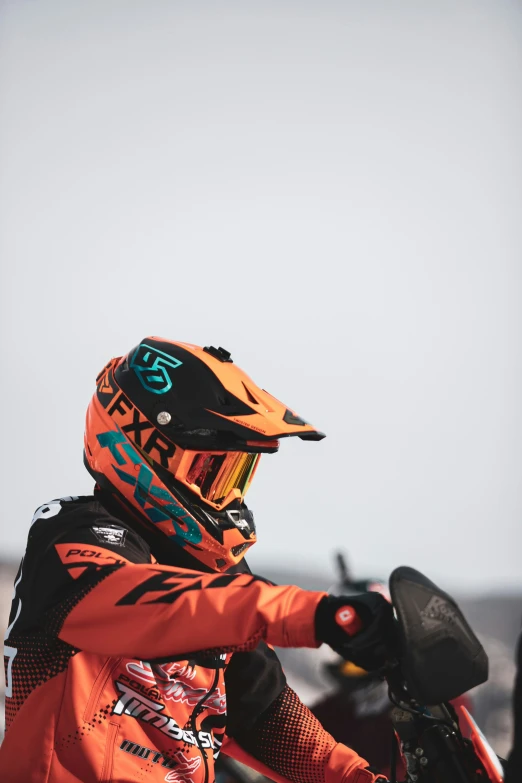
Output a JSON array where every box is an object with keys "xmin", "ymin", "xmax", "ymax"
[
  {"xmin": 4, "ymin": 632, "xmax": 79, "ymax": 732},
  {"xmin": 4, "ymin": 566, "xmax": 116, "ymax": 732},
  {"xmin": 235, "ymin": 685, "xmax": 337, "ymax": 783}
]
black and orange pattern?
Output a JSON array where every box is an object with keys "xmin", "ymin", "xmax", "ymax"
[
  {"xmin": 237, "ymin": 686, "xmax": 337, "ymax": 783},
  {"xmin": 84, "ymin": 337, "xmax": 325, "ymax": 571},
  {"xmin": 1, "ymin": 495, "xmax": 379, "ymax": 783}
]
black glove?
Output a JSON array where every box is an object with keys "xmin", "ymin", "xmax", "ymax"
[{"xmin": 315, "ymin": 592, "xmax": 396, "ymax": 671}]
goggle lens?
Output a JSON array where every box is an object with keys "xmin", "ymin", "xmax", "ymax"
[{"xmin": 185, "ymin": 452, "xmax": 260, "ymax": 505}]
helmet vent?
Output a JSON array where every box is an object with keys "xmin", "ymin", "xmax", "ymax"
[
  {"xmin": 242, "ymin": 383, "xmax": 260, "ymax": 405},
  {"xmin": 283, "ymin": 408, "xmax": 307, "ymax": 426},
  {"xmin": 231, "ymin": 543, "xmax": 249, "ymax": 557},
  {"xmin": 243, "ymin": 383, "xmax": 275, "ymax": 412}
]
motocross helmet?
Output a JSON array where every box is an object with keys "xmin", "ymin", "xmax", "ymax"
[{"xmin": 84, "ymin": 337, "xmax": 324, "ymax": 571}]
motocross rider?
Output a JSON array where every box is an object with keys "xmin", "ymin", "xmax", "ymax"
[{"xmin": 1, "ymin": 337, "xmax": 393, "ymax": 783}]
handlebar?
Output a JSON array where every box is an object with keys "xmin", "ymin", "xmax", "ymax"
[{"xmin": 334, "ymin": 605, "xmax": 364, "ymax": 636}]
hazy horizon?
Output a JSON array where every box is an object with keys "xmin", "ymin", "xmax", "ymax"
[{"xmin": 1, "ymin": 0, "xmax": 521, "ymax": 590}]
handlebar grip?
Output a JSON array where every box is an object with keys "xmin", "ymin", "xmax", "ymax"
[{"xmin": 334, "ymin": 605, "xmax": 364, "ymax": 636}]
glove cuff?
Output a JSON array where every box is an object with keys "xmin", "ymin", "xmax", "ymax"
[{"xmin": 325, "ymin": 743, "xmax": 388, "ymax": 783}]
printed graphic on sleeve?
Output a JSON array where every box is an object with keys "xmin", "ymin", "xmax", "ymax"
[
  {"xmin": 91, "ymin": 525, "xmax": 128, "ymax": 546},
  {"xmin": 54, "ymin": 543, "xmax": 129, "ymax": 580}
]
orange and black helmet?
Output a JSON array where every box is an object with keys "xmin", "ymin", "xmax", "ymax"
[{"xmin": 84, "ymin": 337, "xmax": 325, "ymax": 570}]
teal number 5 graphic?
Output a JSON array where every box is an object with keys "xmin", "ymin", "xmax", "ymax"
[{"xmin": 130, "ymin": 344, "xmax": 183, "ymax": 394}]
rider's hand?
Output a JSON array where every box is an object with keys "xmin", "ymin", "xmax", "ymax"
[{"xmin": 314, "ymin": 592, "xmax": 396, "ymax": 671}]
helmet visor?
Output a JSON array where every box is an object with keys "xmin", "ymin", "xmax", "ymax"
[{"xmin": 175, "ymin": 450, "xmax": 260, "ymax": 508}]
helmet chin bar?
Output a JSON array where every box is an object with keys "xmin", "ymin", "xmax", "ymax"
[
  {"xmin": 200, "ymin": 506, "xmax": 256, "ymax": 540},
  {"xmin": 158, "ymin": 467, "xmax": 256, "ymax": 545},
  {"xmin": 85, "ymin": 452, "xmax": 256, "ymax": 566}
]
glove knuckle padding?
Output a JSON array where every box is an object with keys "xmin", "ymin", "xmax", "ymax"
[{"xmin": 315, "ymin": 593, "xmax": 395, "ymax": 671}]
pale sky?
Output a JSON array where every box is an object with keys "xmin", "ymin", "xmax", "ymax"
[{"xmin": 1, "ymin": 0, "xmax": 521, "ymax": 590}]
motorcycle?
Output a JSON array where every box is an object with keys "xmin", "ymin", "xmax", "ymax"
[
  {"xmin": 217, "ymin": 565, "xmax": 506, "ymax": 783},
  {"xmin": 382, "ymin": 566, "xmax": 504, "ymax": 783}
]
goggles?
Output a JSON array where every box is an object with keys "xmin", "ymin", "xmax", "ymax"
[{"xmin": 170, "ymin": 449, "xmax": 261, "ymax": 510}]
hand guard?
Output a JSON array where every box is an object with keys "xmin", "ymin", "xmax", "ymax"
[{"xmin": 314, "ymin": 592, "xmax": 396, "ymax": 671}]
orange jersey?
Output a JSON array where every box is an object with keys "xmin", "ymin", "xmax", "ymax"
[{"xmin": 1, "ymin": 495, "xmax": 378, "ymax": 783}]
